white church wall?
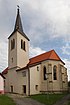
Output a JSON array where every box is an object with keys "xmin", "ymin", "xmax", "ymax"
[
  {"xmin": 4, "ymin": 73, "xmax": 9, "ymax": 93},
  {"xmin": 30, "ymin": 64, "xmax": 41, "ymax": 95},
  {"xmin": 8, "ymin": 32, "xmax": 17, "ymax": 69},
  {"xmin": 17, "ymin": 32, "xmax": 29, "ymax": 68},
  {"xmin": 17, "ymin": 69, "xmax": 29, "ymax": 95},
  {"xmin": 0, "ymin": 75, "xmax": 4, "ymax": 94},
  {"xmin": 8, "ymin": 68, "xmax": 19, "ymax": 93}
]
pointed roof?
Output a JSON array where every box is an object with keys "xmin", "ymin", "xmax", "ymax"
[
  {"xmin": 8, "ymin": 6, "xmax": 29, "ymax": 41},
  {"xmin": 29, "ymin": 50, "xmax": 65, "ymax": 65},
  {"xmin": 14, "ymin": 6, "xmax": 23, "ymax": 33}
]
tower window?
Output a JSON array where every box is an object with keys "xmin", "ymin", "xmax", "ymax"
[
  {"xmin": 43, "ymin": 66, "xmax": 47, "ymax": 80},
  {"xmin": 21, "ymin": 39, "xmax": 23, "ymax": 49},
  {"xmin": 24, "ymin": 41, "xmax": 26, "ymax": 51},
  {"xmin": 11, "ymin": 39, "xmax": 15, "ymax": 50},
  {"xmin": 53, "ymin": 65, "xmax": 57, "ymax": 80},
  {"xmin": 21, "ymin": 39, "xmax": 26, "ymax": 51}
]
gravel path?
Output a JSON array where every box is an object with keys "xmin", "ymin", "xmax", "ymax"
[
  {"xmin": 8, "ymin": 94, "xmax": 45, "ymax": 105},
  {"xmin": 13, "ymin": 97, "xmax": 45, "ymax": 105},
  {"xmin": 53, "ymin": 94, "xmax": 70, "ymax": 105},
  {"xmin": 7, "ymin": 93, "xmax": 70, "ymax": 105}
]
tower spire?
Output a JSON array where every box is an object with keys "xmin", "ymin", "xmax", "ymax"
[
  {"xmin": 8, "ymin": 6, "xmax": 29, "ymax": 41},
  {"xmin": 14, "ymin": 5, "xmax": 23, "ymax": 33}
]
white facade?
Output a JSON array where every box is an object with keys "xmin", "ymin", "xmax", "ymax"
[
  {"xmin": 8, "ymin": 32, "xmax": 29, "ymax": 69},
  {"xmin": 0, "ymin": 74, "xmax": 5, "ymax": 94}
]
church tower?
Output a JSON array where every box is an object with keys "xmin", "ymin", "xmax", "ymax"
[{"xmin": 8, "ymin": 7, "xmax": 29, "ymax": 69}]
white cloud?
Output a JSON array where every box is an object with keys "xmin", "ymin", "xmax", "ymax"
[
  {"xmin": 29, "ymin": 46, "xmax": 46, "ymax": 58},
  {"xmin": 21, "ymin": 0, "xmax": 70, "ymax": 41},
  {"xmin": 64, "ymin": 59, "xmax": 70, "ymax": 81},
  {"xmin": 1, "ymin": 0, "xmax": 70, "ymax": 42},
  {"xmin": 0, "ymin": 40, "xmax": 8, "ymax": 72},
  {"xmin": 62, "ymin": 43, "xmax": 70, "ymax": 55}
]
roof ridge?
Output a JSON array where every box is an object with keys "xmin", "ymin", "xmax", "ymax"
[
  {"xmin": 29, "ymin": 49, "xmax": 54, "ymax": 60},
  {"xmin": 47, "ymin": 49, "xmax": 54, "ymax": 59},
  {"xmin": 52, "ymin": 50, "xmax": 61, "ymax": 60},
  {"xmin": 29, "ymin": 49, "xmax": 65, "ymax": 65}
]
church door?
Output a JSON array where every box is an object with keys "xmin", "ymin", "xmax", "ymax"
[
  {"xmin": 11, "ymin": 86, "xmax": 13, "ymax": 93},
  {"xmin": 23, "ymin": 85, "xmax": 26, "ymax": 94}
]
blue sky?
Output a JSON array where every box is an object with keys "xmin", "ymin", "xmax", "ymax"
[{"xmin": 0, "ymin": 0, "xmax": 70, "ymax": 80}]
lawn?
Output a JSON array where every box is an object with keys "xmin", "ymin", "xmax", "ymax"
[
  {"xmin": 68, "ymin": 101, "xmax": 70, "ymax": 105},
  {"xmin": 0, "ymin": 95, "xmax": 16, "ymax": 105},
  {"xmin": 30, "ymin": 94, "xmax": 67, "ymax": 105}
]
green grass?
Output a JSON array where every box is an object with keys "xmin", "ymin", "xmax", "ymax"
[
  {"xmin": 30, "ymin": 94, "xmax": 67, "ymax": 105},
  {"xmin": 0, "ymin": 95, "xmax": 16, "ymax": 105},
  {"xmin": 68, "ymin": 101, "xmax": 70, "ymax": 105}
]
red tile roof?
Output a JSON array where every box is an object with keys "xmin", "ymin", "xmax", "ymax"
[
  {"xmin": 2, "ymin": 50, "xmax": 65, "ymax": 73},
  {"xmin": 2, "ymin": 67, "xmax": 8, "ymax": 75},
  {"xmin": 29, "ymin": 50, "xmax": 65, "ymax": 65}
]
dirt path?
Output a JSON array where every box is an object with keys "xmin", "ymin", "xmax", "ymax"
[
  {"xmin": 8, "ymin": 94, "xmax": 45, "ymax": 105},
  {"xmin": 8, "ymin": 94, "xmax": 70, "ymax": 105},
  {"xmin": 53, "ymin": 94, "xmax": 70, "ymax": 105},
  {"xmin": 13, "ymin": 97, "xmax": 45, "ymax": 105}
]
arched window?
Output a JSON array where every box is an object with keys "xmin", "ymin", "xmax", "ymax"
[
  {"xmin": 43, "ymin": 66, "xmax": 47, "ymax": 80},
  {"xmin": 11, "ymin": 39, "xmax": 15, "ymax": 50},
  {"xmin": 21, "ymin": 39, "xmax": 26, "ymax": 51},
  {"xmin": 21, "ymin": 39, "xmax": 23, "ymax": 49},
  {"xmin": 53, "ymin": 65, "xmax": 57, "ymax": 80},
  {"xmin": 13, "ymin": 39, "xmax": 15, "ymax": 49}
]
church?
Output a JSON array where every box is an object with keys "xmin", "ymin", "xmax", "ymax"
[{"xmin": 2, "ymin": 7, "xmax": 68, "ymax": 95}]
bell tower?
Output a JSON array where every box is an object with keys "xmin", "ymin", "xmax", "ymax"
[{"xmin": 8, "ymin": 6, "xmax": 30, "ymax": 69}]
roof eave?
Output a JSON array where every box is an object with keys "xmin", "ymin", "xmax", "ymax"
[
  {"xmin": 8, "ymin": 30, "xmax": 30, "ymax": 41},
  {"xmin": 0, "ymin": 73, "xmax": 6, "ymax": 79},
  {"xmin": 29, "ymin": 59, "xmax": 65, "ymax": 67}
]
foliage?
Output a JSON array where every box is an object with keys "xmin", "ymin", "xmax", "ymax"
[{"xmin": 0, "ymin": 95, "xmax": 16, "ymax": 105}]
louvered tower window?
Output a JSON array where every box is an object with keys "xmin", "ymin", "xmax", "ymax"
[
  {"xmin": 21, "ymin": 39, "xmax": 26, "ymax": 51},
  {"xmin": 11, "ymin": 39, "xmax": 15, "ymax": 50}
]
